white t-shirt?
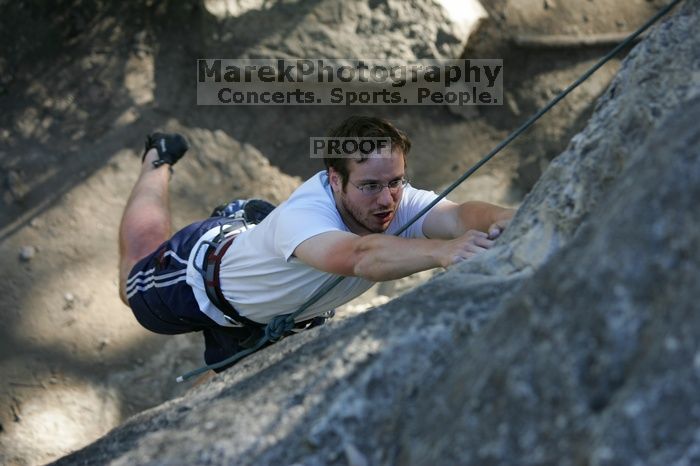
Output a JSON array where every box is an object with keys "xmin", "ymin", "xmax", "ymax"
[{"xmin": 187, "ymin": 171, "xmax": 443, "ymax": 325}]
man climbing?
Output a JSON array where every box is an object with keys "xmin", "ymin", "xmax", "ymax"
[{"xmin": 118, "ymin": 116, "xmax": 515, "ymax": 373}]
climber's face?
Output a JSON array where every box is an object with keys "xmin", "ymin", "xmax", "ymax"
[{"xmin": 329, "ymin": 149, "xmax": 406, "ymax": 235}]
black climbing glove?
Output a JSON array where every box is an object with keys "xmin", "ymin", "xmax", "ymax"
[{"xmin": 143, "ymin": 132, "xmax": 190, "ymax": 168}]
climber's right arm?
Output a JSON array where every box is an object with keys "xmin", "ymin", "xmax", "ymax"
[{"xmin": 293, "ymin": 230, "xmax": 494, "ymax": 282}]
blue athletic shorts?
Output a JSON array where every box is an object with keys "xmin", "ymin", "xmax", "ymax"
[{"xmin": 126, "ymin": 217, "xmax": 260, "ymax": 370}]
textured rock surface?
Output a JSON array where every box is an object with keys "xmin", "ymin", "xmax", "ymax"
[
  {"xmin": 205, "ymin": 0, "xmax": 476, "ymax": 59},
  {"xmin": 53, "ymin": 2, "xmax": 700, "ymax": 465},
  {"xmin": 403, "ymin": 95, "xmax": 700, "ymax": 466},
  {"xmin": 460, "ymin": 0, "xmax": 670, "ymax": 192}
]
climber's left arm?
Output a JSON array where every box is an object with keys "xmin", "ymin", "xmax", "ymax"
[{"xmin": 422, "ymin": 200, "xmax": 516, "ymax": 240}]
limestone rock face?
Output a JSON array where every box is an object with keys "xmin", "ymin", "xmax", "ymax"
[
  {"xmin": 200, "ymin": 0, "xmax": 480, "ymax": 59},
  {"xmin": 459, "ymin": 0, "xmax": 671, "ymax": 193},
  {"xmin": 403, "ymin": 95, "xmax": 700, "ymax": 466},
  {"xmin": 53, "ymin": 1, "xmax": 700, "ymax": 465},
  {"xmin": 499, "ymin": 0, "xmax": 700, "ymax": 270}
]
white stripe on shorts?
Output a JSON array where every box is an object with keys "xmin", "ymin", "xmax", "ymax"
[
  {"xmin": 127, "ymin": 267, "xmax": 156, "ymax": 285},
  {"xmin": 126, "ymin": 268, "xmax": 187, "ymax": 292},
  {"xmin": 126, "ymin": 250, "xmax": 188, "ymax": 287},
  {"xmin": 126, "ymin": 274, "xmax": 189, "ymax": 300},
  {"xmin": 164, "ymin": 250, "xmax": 188, "ymax": 265}
]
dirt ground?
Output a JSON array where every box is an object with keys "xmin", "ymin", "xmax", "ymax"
[{"xmin": 0, "ymin": 1, "xmax": 663, "ymax": 464}]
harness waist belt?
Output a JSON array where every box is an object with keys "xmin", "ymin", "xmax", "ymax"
[
  {"xmin": 202, "ymin": 232, "xmax": 328, "ymax": 331},
  {"xmin": 203, "ymin": 234, "xmax": 264, "ymax": 328}
]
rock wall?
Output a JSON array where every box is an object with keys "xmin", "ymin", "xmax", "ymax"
[
  {"xmin": 460, "ymin": 0, "xmax": 670, "ymax": 192},
  {"xmin": 404, "ymin": 96, "xmax": 700, "ymax": 466},
  {"xmin": 53, "ymin": 1, "xmax": 700, "ymax": 465}
]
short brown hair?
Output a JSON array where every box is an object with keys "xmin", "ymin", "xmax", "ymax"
[{"xmin": 324, "ymin": 116, "xmax": 411, "ymax": 187}]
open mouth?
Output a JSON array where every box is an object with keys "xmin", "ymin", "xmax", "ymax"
[{"xmin": 373, "ymin": 211, "xmax": 393, "ymax": 222}]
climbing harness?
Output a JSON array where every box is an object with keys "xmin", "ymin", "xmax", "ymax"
[
  {"xmin": 196, "ymin": 220, "xmax": 264, "ymax": 329},
  {"xmin": 176, "ymin": 0, "xmax": 684, "ymax": 382},
  {"xmin": 196, "ymin": 215, "xmax": 331, "ymax": 331}
]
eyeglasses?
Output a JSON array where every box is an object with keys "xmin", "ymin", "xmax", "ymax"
[{"xmin": 349, "ymin": 178, "xmax": 408, "ymax": 195}]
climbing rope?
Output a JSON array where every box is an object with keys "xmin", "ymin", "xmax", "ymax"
[{"xmin": 176, "ymin": 0, "xmax": 684, "ymax": 382}]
